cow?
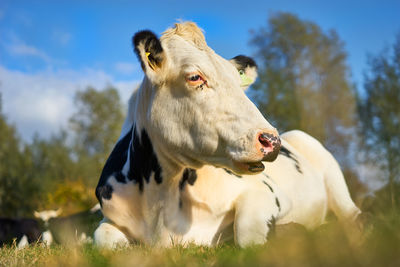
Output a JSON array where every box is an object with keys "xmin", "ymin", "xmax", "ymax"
[
  {"xmin": 34, "ymin": 208, "xmax": 62, "ymax": 225},
  {"xmin": 33, "ymin": 208, "xmax": 63, "ymax": 246},
  {"xmin": 0, "ymin": 205, "xmax": 101, "ymax": 248},
  {"xmin": 0, "ymin": 218, "xmax": 42, "ymax": 248},
  {"xmin": 94, "ymin": 22, "xmax": 361, "ymax": 248},
  {"xmin": 34, "ymin": 204, "xmax": 102, "ymax": 245}
]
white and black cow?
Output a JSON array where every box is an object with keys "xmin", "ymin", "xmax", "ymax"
[
  {"xmin": 34, "ymin": 204, "xmax": 102, "ymax": 245},
  {"xmin": 94, "ymin": 22, "xmax": 361, "ymax": 248},
  {"xmin": 0, "ymin": 217, "xmax": 42, "ymax": 247}
]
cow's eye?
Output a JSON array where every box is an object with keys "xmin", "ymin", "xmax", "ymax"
[
  {"xmin": 186, "ymin": 73, "xmax": 206, "ymax": 85},
  {"xmin": 189, "ymin": 75, "xmax": 201, "ymax": 81}
]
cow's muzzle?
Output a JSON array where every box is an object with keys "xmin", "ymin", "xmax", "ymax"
[{"xmin": 258, "ymin": 133, "xmax": 281, "ymax": 162}]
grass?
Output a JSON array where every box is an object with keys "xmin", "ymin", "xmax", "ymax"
[{"xmin": 1, "ymin": 213, "xmax": 400, "ymax": 267}]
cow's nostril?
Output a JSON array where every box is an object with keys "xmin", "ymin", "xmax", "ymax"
[
  {"xmin": 258, "ymin": 132, "xmax": 281, "ymax": 162},
  {"xmin": 259, "ymin": 133, "xmax": 273, "ymax": 149}
]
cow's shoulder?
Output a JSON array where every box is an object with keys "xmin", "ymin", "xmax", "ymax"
[
  {"xmin": 280, "ymin": 130, "xmax": 332, "ymax": 171},
  {"xmin": 96, "ymin": 127, "xmax": 133, "ymax": 203},
  {"xmin": 96, "ymin": 126, "xmax": 163, "ymax": 205}
]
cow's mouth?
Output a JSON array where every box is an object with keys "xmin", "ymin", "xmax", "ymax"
[{"xmin": 233, "ymin": 160, "xmax": 265, "ymax": 173}]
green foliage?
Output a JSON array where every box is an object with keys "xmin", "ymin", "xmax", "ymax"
[
  {"xmin": 0, "ymin": 97, "xmax": 39, "ymax": 217},
  {"xmin": 250, "ymin": 12, "xmax": 357, "ymax": 164},
  {"xmin": 357, "ymin": 34, "xmax": 400, "ymax": 208},
  {"xmin": 69, "ymin": 86, "xmax": 124, "ymax": 188},
  {"xmin": 0, "ymin": 87, "xmax": 125, "ymax": 216},
  {"xmin": 70, "ymin": 87, "xmax": 124, "ymax": 165},
  {"xmin": 28, "ymin": 132, "xmax": 76, "ymax": 206},
  {"xmin": 47, "ymin": 179, "xmax": 97, "ymax": 214},
  {"xmin": 363, "ymin": 183, "xmax": 400, "ymax": 216},
  {"xmin": 342, "ymin": 167, "xmax": 368, "ymax": 206}
]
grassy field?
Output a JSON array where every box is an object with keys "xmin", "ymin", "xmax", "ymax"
[{"xmin": 1, "ymin": 213, "xmax": 400, "ymax": 267}]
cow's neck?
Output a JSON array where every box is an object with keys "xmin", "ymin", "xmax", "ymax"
[
  {"xmin": 125, "ymin": 126, "xmax": 164, "ymax": 191},
  {"xmin": 126, "ymin": 124, "xmax": 186, "ymax": 193},
  {"xmin": 111, "ymin": 81, "xmax": 189, "ymax": 201},
  {"xmin": 129, "ymin": 124, "xmax": 193, "ymax": 236},
  {"xmin": 128, "ymin": 82, "xmax": 186, "ymax": 185},
  {"xmin": 96, "ymin": 123, "xmax": 183, "ymax": 197}
]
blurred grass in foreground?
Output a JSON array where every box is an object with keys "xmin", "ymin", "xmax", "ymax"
[{"xmin": 1, "ymin": 213, "xmax": 399, "ymax": 267}]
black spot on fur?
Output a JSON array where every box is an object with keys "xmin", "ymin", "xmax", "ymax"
[
  {"xmin": 262, "ymin": 180, "xmax": 274, "ymax": 193},
  {"xmin": 96, "ymin": 184, "xmax": 113, "ymax": 201},
  {"xmin": 279, "ymin": 146, "xmax": 303, "ymax": 174},
  {"xmin": 223, "ymin": 168, "xmax": 242, "ymax": 178},
  {"xmin": 179, "ymin": 168, "xmax": 197, "ymax": 191},
  {"xmin": 114, "ymin": 171, "xmax": 126, "ymax": 183},
  {"xmin": 232, "ymin": 55, "xmax": 257, "ymax": 70},
  {"xmin": 96, "ymin": 128, "xmax": 133, "ymax": 204},
  {"xmin": 275, "ymin": 197, "xmax": 281, "ymax": 212},
  {"xmin": 96, "ymin": 126, "xmax": 163, "ymax": 204},
  {"xmin": 127, "ymin": 129, "xmax": 162, "ymax": 192},
  {"xmin": 262, "ymin": 173, "xmax": 271, "ymax": 179},
  {"xmin": 133, "ymin": 30, "xmax": 164, "ymax": 70}
]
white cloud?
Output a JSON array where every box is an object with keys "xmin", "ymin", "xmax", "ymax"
[
  {"xmin": 52, "ymin": 30, "xmax": 72, "ymax": 46},
  {"xmin": 3, "ymin": 32, "xmax": 54, "ymax": 63},
  {"xmin": 114, "ymin": 62, "xmax": 138, "ymax": 75},
  {"xmin": 0, "ymin": 65, "xmax": 139, "ymax": 142},
  {"xmin": 114, "ymin": 80, "xmax": 141, "ymax": 101},
  {"xmin": 6, "ymin": 42, "xmax": 52, "ymax": 62}
]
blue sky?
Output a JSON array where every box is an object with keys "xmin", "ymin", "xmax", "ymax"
[{"xmin": 0, "ymin": 0, "xmax": 399, "ymax": 142}]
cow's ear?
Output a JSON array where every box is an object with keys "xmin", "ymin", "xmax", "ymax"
[
  {"xmin": 56, "ymin": 208, "xmax": 62, "ymax": 216},
  {"xmin": 133, "ymin": 30, "xmax": 166, "ymax": 82},
  {"xmin": 230, "ymin": 55, "xmax": 258, "ymax": 90}
]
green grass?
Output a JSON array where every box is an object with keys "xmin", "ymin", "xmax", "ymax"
[{"xmin": 1, "ymin": 213, "xmax": 400, "ymax": 267}]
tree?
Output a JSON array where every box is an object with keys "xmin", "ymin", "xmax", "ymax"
[
  {"xmin": 357, "ymin": 34, "xmax": 400, "ymax": 209},
  {"xmin": 69, "ymin": 87, "xmax": 124, "ymax": 186},
  {"xmin": 249, "ymin": 12, "xmax": 357, "ymax": 166},
  {"xmin": 0, "ymin": 93, "xmax": 39, "ymax": 217},
  {"xmin": 28, "ymin": 131, "xmax": 88, "ymax": 212},
  {"xmin": 0, "ymin": 86, "xmax": 126, "ymax": 215},
  {"xmin": 30, "ymin": 131, "xmax": 74, "ymax": 185}
]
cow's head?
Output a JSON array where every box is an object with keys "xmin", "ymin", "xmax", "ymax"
[
  {"xmin": 34, "ymin": 208, "xmax": 62, "ymax": 223},
  {"xmin": 132, "ymin": 22, "xmax": 280, "ymax": 175}
]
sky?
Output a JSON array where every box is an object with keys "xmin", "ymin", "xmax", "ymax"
[{"xmin": 0, "ymin": 0, "xmax": 399, "ymax": 142}]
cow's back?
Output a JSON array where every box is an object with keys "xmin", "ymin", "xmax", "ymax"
[
  {"xmin": 264, "ymin": 138, "xmax": 329, "ymax": 228},
  {"xmin": 0, "ymin": 218, "xmax": 42, "ymax": 245}
]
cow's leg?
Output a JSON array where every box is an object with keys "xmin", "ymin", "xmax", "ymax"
[
  {"xmin": 234, "ymin": 190, "xmax": 280, "ymax": 247},
  {"xmin": 17, "ymin": 235, "xmax": 29, "ymax": 249},
  {"xmin": 281, "ymin": 130, "xmax": 361, "ymax": 222},
  {"xmin": 41, "ymin": 230, "xmax": 53, "ymax": 246},
  {"xmin": 94, "ymin": 218, "xmax": 129, "ymax": 248},
  {"xmin": 323, "ymin": 157, "xmax": 361, "ymax": 222}
]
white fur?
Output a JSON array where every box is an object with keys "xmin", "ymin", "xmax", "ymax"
[
  {"xmin": 17, "ymin": 235, "xmax": 28, "ymax": 249},
  {"xmin": 94, "ymin": 219, "xmax": 129, "ymax": 248},
  {"xmin": 34, "ymin": 208, "xmax": 62, "ymax": 224},
  {"xmin": 78, "ymin": 232, "xmax": 93, "ymax": 244},
  {"xmin": 41, "ymin": 230, "xmax": 53, "ymax": 246},
  {"xmin": 96, "ymin": 135, "xmax": 361, "ymax": 247},
  {"xmin": 132, "ymin": 23, "xmax": 278, "ymax": 174},
  {"xmin": 94, "ymin": 22, "xmax": 360, "ymax": 248},
  {"xmin": 90, "ymin": 203, "xmax": 101, "ymax": 213}
]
